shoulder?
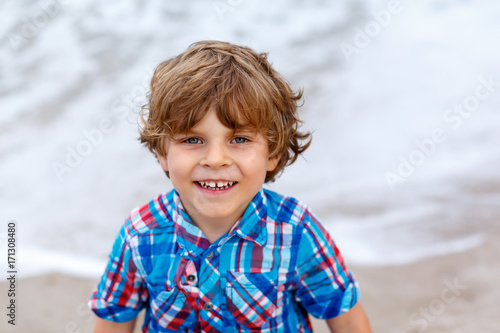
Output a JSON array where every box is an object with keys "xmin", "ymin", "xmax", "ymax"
[
  {"xmin": 262, "ymin": 188, "xmax": 315, "ymax": 227},
  {"xmin": 122, "ymin": 190, "xmax": 176, "ymax": 239},
  {"xmin": 108, "ymin": 190, "xmax": 179, "ymax": 276},
  {"xmin": 262, "ymin": 188, "xmax": 331, "ymax": 248}
]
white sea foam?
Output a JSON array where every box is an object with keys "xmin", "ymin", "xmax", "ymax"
[
  {"xmin": 325, "ymin": 223, "xmax": 486, "ymax": 267},
  {"xmin": 17, "ymin": 247, "xmax": 107, "ymax": 279},
  {"xmin": 1, "ymin": 0, "xmax": 499, "ymax": 277}
]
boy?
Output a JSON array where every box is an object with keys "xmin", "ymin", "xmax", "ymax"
[{"xmin": 89, "ymin": 40, "xmax": 371, "ymax": 332}]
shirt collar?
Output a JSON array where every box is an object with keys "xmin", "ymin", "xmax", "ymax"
[
  {"xmin": 167, "ymin": 190, "xmax": 211, "ymax": 257},
  {"xmin": 230, "ymin": 188, "xmax": 268, "ymax": 247},
  {"xmin": 163, "ymin": 188, "xmax": 268, "ymax": 257}
]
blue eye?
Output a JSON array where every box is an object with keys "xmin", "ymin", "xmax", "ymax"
[
  {"xmin": 232, "ymin": 137, "xmax": 248, "ymax": 144},
  {"xmin": 185, "ymin": 138, "xmax": 202, "ymax": 144}
]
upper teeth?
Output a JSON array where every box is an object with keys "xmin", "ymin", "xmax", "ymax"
[{"xmin": 198, "ymin": 181, "xmax": 234, "ymax": 190}]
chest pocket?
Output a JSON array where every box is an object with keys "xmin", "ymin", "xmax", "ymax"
[
  {"xmin": 150, "ymin": 287, "xmax": 197, "ymax": 331},
  {"xmin": 225, "ymin": 271, "xmax": 278, "ymax": 329}
]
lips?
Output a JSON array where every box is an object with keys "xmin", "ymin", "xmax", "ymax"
[{"xmin": 196, "ymin": 180, "xmax": 237, "ymax": 190}]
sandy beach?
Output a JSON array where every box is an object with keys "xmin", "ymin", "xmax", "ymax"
[{"xmin": 2, "ymin": 216, "xmax": 498, "ymax": 333}]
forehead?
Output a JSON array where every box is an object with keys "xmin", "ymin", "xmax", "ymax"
[
  {"xmin": 171, "ymin": 104, "xmax": 264, "ymax": 136},
  {"xmin": 180, "ymin": 122, "xmax": 261, "ymax": 141}
]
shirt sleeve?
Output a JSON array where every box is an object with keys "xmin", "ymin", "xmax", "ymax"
[
  {"xmin": 88, "ymin": 222, "xmax": 148, "ymax": 322},
  {"xmin": 293, "ymin": 209, "xmax": 359, "ymax": 319}
]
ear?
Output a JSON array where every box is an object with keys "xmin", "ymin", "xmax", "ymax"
[
  {"xmin": 266, "ymin": 155, "xmax": 280, "ymax": 172},
  {"xmin": 156, "ymin": 152, "xmax": 169, "ymax": 172}
]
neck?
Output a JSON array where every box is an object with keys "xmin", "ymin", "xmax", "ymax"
[
  {"xmin": 201, "ymin": 225, "xmax": 233, "ymax": 244},
  {"xmin": 194, "ymin": 217, "xmax": 239, "ymax": 244}
]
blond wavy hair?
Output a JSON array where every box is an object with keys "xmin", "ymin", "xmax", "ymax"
[{"xmin": 139, "ymin": 40, "xmax": 311, "ymax": 182}]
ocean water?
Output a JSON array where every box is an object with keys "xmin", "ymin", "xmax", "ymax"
[{"xmin": 1, "ymin": 0, "xmax": 499, "ymax": 277}]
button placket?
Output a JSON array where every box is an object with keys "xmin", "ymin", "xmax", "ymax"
[
  {"xmin": 199, "ymin": 250, "xmax": 217, "ymax": 315},
  {"xmin": 184, "ymin": 260, "xmax": 198, "ymax": 285}
]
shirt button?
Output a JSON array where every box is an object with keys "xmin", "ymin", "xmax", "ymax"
[
  {"xmin": 204, "ymin": 302, "xmax": 214, "ymax": 311},
  {"xmin": 187, "ymin": 274, "xmax": 196, "ymax": 282},
  {"xmin": 206, "ymin": 252, "xmax": 213, "ymax": 259}
]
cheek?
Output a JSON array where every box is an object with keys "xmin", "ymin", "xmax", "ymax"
[
  {"xmin": 242, "ymin": 154, "xmax": 272, "ymax": 179},
  {"xmin": 168, "ymin": 157, "xmax": 188, "ymax": 175}
]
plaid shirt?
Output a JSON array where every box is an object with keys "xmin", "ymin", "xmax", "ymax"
[{"xmin": 89, "ymin": 188, "xmax": 359, "ymax": 332}]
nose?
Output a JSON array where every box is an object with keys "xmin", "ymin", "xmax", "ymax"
[{"xmin": 201, "ymin": 141, "xmax": 232, "ymax": 168}]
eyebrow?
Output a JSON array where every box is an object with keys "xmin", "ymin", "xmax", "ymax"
[{"xmin": 172, "ymin": 127, "xmax": 260, "ymax": 142}]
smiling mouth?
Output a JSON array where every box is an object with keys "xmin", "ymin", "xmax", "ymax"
[{"xmin": 196, "ymin": 181, "xmax": 237, "ymax": 191}]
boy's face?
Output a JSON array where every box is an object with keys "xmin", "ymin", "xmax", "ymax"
[{"xmin": 157, "ymin": 109, "xmax": 279, "ymax": 229}]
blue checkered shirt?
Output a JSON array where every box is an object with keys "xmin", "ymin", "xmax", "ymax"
[{"xmin": 89, "ymin": 188, "xmax": 359, "ymax": 332}]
